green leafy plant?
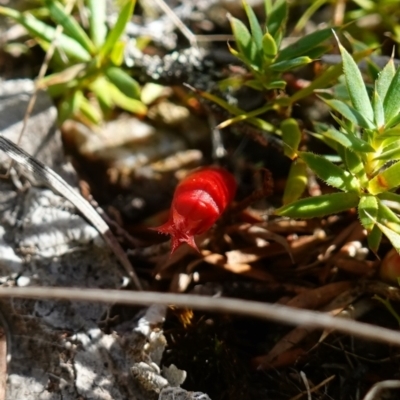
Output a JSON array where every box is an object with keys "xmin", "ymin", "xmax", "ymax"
[
  {"xmin": 277, "ymin": 34, "xmax": 400, "ymax": 254},
  {"xmin": 0, "ymin": 0, "xmax": 146, "ymax": 124},
  {"xmin": 228, "ymin": 0, "xmax": 332, "ymax": 92},
  {"xmin": 201, "ymin": 0, "xmax": 337, "ymax": 134}
]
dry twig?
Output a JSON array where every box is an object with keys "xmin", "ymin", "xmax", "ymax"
[{"xmin": 0, "ymin": 286, "xmax": 400, "ymax": 347}]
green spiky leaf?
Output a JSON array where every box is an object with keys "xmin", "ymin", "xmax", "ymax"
[
  {"xmin": 300, "ymin": 151, "xmax": 359, "ymax": 191},
  {"xmin": 376, "ymin": 58, "xmax": 396, "ymax": 101},
  {"xmin": 276, "ymin": 191, "xmax": 359, "ymax": 218},
  {"xmin": 336, "ymin": 35, "xmax": 374, "ymax": 123},
  {"xmin": 369, "ymin": 160, "xmax": 400, "ymax": 194},
  {"xmin": 323, "ymin": 98, "xmax": 374, "ymax": 129},
  {"xmin": 383, "ymin": 65, "xmax": 400, "ymax": 124},
  {"xmin": 322, "ymin": 127, "xmax": 374, "ymax": 152},
  {"xmin": 277, "ymin": 28, "xmax": 332, "ymax": 62},
  {"xmin": 358, "ymin": 195, "xmax": 378, "ymax": 231},
  {"xmin": 270, "ymin": 56, "xmax": 313, "ymax": 72}
]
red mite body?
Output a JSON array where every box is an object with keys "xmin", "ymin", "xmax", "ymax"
[{"xmin": 152, "ymin": 167, "xmax": 237, "ymax": 254}]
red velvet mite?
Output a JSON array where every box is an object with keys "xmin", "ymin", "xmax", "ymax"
[{"xmin": 152, "ymin": 166, "xmax": 237, "ymax": 254}]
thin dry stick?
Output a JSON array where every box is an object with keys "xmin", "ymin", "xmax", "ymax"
[
  {"xmin": 1, "ymin": 286, "xmax": 400, "ymax": 347},
  {"xmin": 152, "ymin": 0, "xmax": 197, "ymax": 47},
  {"xmin": 289, "ymin": 375, "xmax": 336, "ymax": 400},
  {"xmin": 0, "ymin": 136, "xmax": 142, "ymax": 290},
  {"xmin": 6, "ymin": 0, "xmax": 76, "ymax": 177}
]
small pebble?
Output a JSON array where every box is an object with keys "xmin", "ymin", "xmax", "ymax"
[{"xmin": 16, "ymin": 276, "xmax": 30, "ymax": 287}]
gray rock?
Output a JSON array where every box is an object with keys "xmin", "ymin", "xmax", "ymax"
[{"xmin": 0, "ymin": 80, "xmax": 61, "ymax": 168}]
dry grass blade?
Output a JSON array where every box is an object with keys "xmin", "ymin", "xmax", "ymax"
[
  {"xmin": 0, "ymin": 286, "xmax": 400, "ymax": 347},
  {"xmin": 8, "ymin": 0, "xmax": 76, "ymax": 175},
  {"xmin": 152, "ymin": 0, "xmax": 197, "ymax": 47},
  {"xmin": 289, "ymin": 375, "xmax": 336, "ymax": 400},
  {"xmin": 0, "ymin": 136, "xmax": 142, "ymax": 290}
]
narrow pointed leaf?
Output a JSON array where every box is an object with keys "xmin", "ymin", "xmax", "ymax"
[
  {"xmin": 374, "ymin": 140, "xmax": 400, "ymax": 161},
  {"xmin": 264, "ymin": 0, "xmax": 272, "ymax": 16},
  {"xmin": 270, "ymin": 56, "xmax": 312, "ymax": 72},
  {"xmin": 369, "ymin": 160, "xmax": 400, "ymax": 194},
  {"xmin": 373, "ymin": 89, "xmax": 385, "ymax": 128},
  {"xmin": 0, "ymin": 6, "xmax": 91, "ymax": 62},
  {"xmin": 289, "ymin": 48, "xmax": 374, "ymax": 104},
  {"xmin": 273, "ymin": 28, "xmax": 284, "ymax": 50},
  {"xmin": 343, "ymin": 147, "xmax": 368, "ymax": 187},
  {"xmin": 383, "ymin": 66, "xmax": 400, "ymax": 124},
  {"xmin": 337, "ymin": 39, "xmax": 374, "ymax": 122},
  {"xmin": 277, "ymin": 28, "xmax": 332, "ymax": 62},
  {"xmin": 292, "ymin": 0, "xmax": 326, "ymax": 33},
  {"xmin": 265, "ymin": 80, "xmax": 286, "ymax": 89},
  {"xmin": 300, "ymin": 151, "xmax": 359, "ymax": 191},
  {"xmin": 308, "ymin": 130, "xmax": 339, "ymax": 152},
  {"xmin": 330, "ymin": 112, "xmax": 352, "ymax": 132},
  {"xmin": 367, "ymin": 225, "xmax": 382, "ymax": 254},
  {"xmin": 87, "ymin": 0, "xmax": 107, "ymax": 48},
  {"xmin": 378, "ymin": 200, "xmax": 400, "ymax": 228},
  {"xmin": 276, "ymin": 191, "xmax": 359, "ymax": 218},
  {"xmin": 242, "ymin": 1, "xmax": 263, "ymax": 52},
  {"xmin": 370, "ymin": 217, "xmax": 400, "ymax": 253},
  {"xmin": 324, "ymin": 98, "xmax": 374, "ymax": 130},
  {"xmin": 306, "ymin": 44, "xmax": 331, "ymax": 60},
  {"xmin": 229, "ymin": 15, "xmax": 261, "ymax": 70},
  {"xmin": 267, "ymin": 0, "xmax": 287, "ymax": 40},
  {"xmin": 376, "ymin": 58, "xmax": 396, "ymax": 100},
  {"xmin": 378, "ymin": 192, "xmax": 400, "ymax": 203},
  {"xmin": 322, "ymin": 127, "xmax": 374, "ymax": 152},
  {"xmin": 99, "ymin": 0, "xmax": 136, "ymax": 60},
  {"xmin": 379, "ymin": 127, "xmax": 400, "ymax": 138},
  {"xmin": 358, "ymin": 195, "xmax": 378, "ymax": 231},
  {"xmin": 45, "ymin": 0, "xmax": 95, "ymax": 54},
  {"xmin": 385, "ymin": 112, "xmax": 400, "ymax": 129}
]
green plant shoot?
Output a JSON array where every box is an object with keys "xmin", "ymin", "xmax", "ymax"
[
  {"xmin": 277, "ymin": 33, "xmax": 400, "ymax": 254},
  {"xmin": 0, "ymin": 0, "xmax": 146, "ymax": 124}
]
